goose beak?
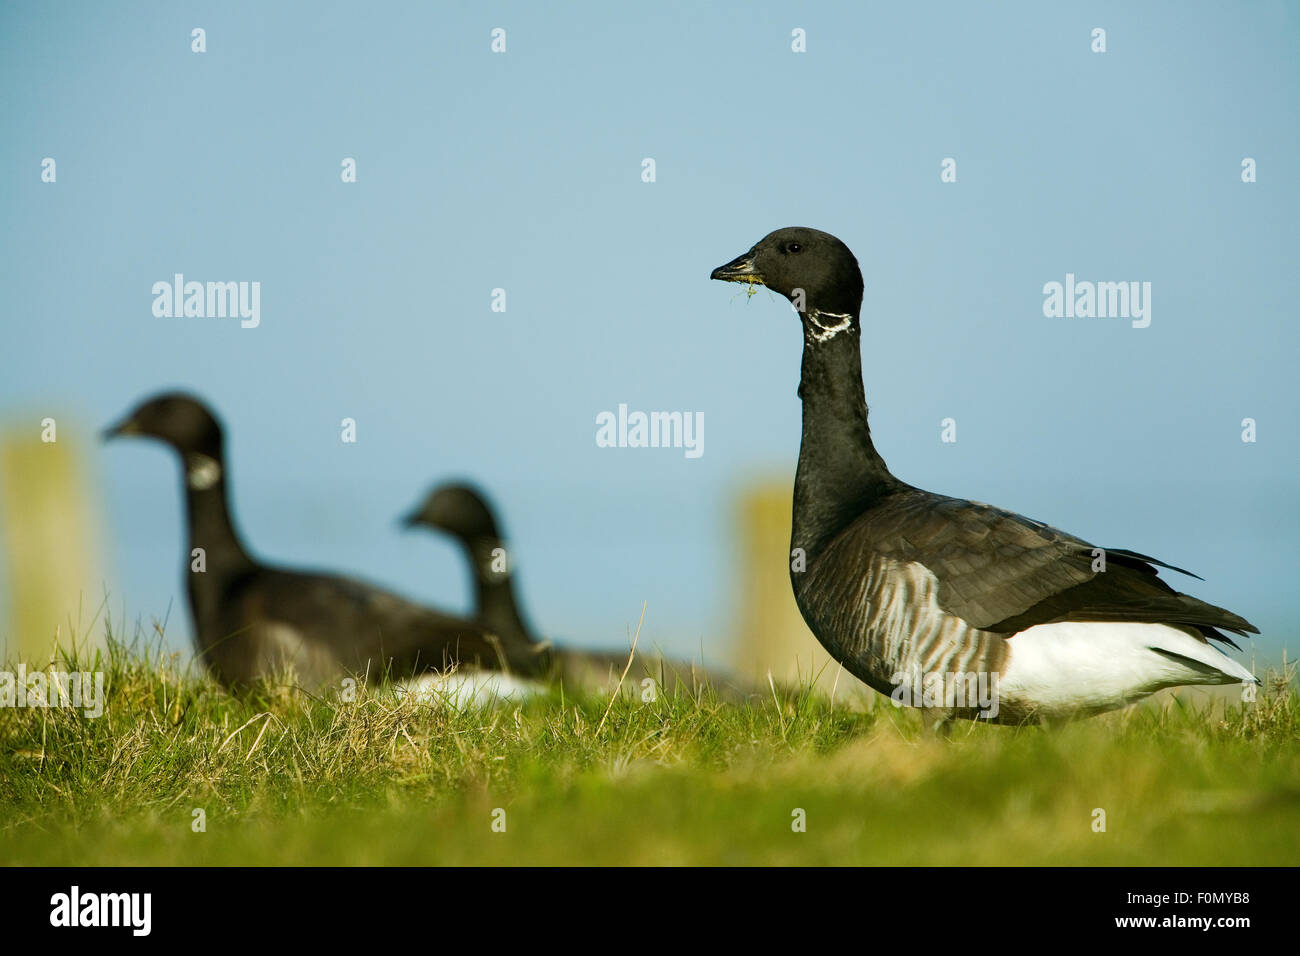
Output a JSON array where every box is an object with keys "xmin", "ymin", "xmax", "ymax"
[
  {"xmin": 399, "ymin": 509, "xmax": 421, "ymax": 530},
  {"xmin": 101, "ymin": 417, "xmax": 140, "ymax": 442},
  {"xmin": 710, "ymin": 251, "xmax": 763, "ymax": 285}
]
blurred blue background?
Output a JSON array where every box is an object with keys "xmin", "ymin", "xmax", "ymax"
[{"xmin": 1, "ymin": 0, "xmax": 1296, "ymax": 667}]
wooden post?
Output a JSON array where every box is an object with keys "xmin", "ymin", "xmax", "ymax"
[
  {"xmin": 733, "ymin": 482, "xmax": 861, "ymax": 703},
  {"xmin": 0, "ymin": 423, "xmax": 101, "ymax": 662}
]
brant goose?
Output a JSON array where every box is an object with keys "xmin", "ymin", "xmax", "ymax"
[
  {"xmin": 403, "ymin": 482, "xmax": 748, "ymax": 696},
  {"xmin": 711, "ymin": 228, "xmax": 1259, "ymax": 724},
  {"xmin": 402, "ymin": 484, "xmax": 537, "ymax": 652},
  {"xmin": 103, "ymin": 392, "xmax": 538, "ymax": 692}
]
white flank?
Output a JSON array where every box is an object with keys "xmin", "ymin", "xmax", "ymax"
[
  {"xmin": 257, "ymin": 622, "xmax": 340, "ymax": 687},
  {"xmin": 394, "ymin": 669, "xmax": 544, "ymax": 709},
  {"xmin": 1000, "ymin": 621, "xmax": 1257, "ymax": 718}
]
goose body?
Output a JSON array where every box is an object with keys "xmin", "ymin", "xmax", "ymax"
[
  {"xmin": 104, "ymin": 393, "xmax": 530, "ymax": 692},
  {"xmin": 403, "ymin": 482, "xmax": 752, "ymax": 697},
  {"xmin": 711, "ymin": 228, "xmax": 1258, "ymax": 723}
]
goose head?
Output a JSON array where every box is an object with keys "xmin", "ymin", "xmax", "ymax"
[{"xmin": 711, "ymin": 226, "xmax": 865, "ymax": 330}]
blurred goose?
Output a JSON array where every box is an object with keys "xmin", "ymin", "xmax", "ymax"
[
  {"xmin": 103, "ymin": 392, "xmax": 540, "ymax": 693},
  {"xmin": 710, "ymin": 227, "xmax": 1258, "ymax": 724},
  {"xmin": 402, "ymin": 482, "xmax": 751, "ymax": 697}
]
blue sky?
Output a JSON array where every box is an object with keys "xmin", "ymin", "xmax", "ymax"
[{"xmin": 1, "ymin": 1, "xmax": 1296, "ymax": 667}]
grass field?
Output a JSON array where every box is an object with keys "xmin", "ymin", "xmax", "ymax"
[{"xmin": 2, "ymin": 635, "xmax": 1297, "ymax": 866}]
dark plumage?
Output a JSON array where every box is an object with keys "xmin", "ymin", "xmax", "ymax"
[
  {"xmin": 402, "ymin": 483, "xmax": 535, "ymax": 652},
  {"xmin": 403, "ymin": 482, "xmax": 752, "ymax": 697},
  {"xmin": 103, "ymin": 393, "xmax": 536, "ymax": 692},
  {"xmin": 711, "ymin": 227, "xmax": 1258, "ymax": 723}
]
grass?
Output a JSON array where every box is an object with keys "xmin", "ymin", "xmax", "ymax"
[{"xmin": 1, "ymin": 631, "xmax": 1298, "ymax": 866}]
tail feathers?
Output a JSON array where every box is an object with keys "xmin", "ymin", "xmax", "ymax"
[
  {"xmin": 1103, "ymin": 547, "xmax": 1204, "ymax": 580},
  {"xmin": 1194, "ymin": 624, "xmax": 1242, "ymax": 651},
  {"xmin": 1147, "ymin": 646, "xmax": 1258, "ymax": 686}
]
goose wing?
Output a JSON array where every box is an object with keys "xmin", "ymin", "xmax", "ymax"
[
  {"xmin": 825, "ymin": 489, "xmax": 1256, "ymax": 645},
  {"xmin": 235, "ymin": 570, "xmax": 528, "ymax": 677}
]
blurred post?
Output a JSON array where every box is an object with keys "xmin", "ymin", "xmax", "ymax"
[
  {"xmin": 0, "ymin": 421, "xmax": 101, "ymax": 661},
  {"xmin": 733, "ymin": 482, "xmax": 853, "ymax": 699}
]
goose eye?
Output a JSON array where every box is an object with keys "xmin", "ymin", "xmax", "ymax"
[{"xmin": 787, "ymin": 243, "xmax": 802, "ymax": 254}]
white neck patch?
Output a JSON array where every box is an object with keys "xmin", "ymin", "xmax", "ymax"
[
  {"xmin": 806, "ymin": 309, "xmax": 854, "ymax": 343},
  {"xmin": 186, "ymin": 453, "xmax": 222, "ymax": 490}
]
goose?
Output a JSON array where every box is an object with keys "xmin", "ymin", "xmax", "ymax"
[
  {"xmin": 402, "ymin": 482, "xmax": 753, "ymax": 698},
  {"xmin": 103, "ymin": 392, "xmax": 542, "ymax": 693},
  {"xmin": 710, "ymin": 227, "xmax": 1259, "ymax": 725}
]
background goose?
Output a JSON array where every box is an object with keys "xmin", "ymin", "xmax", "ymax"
[
  {"xmin": 711, "ymin": 227, "xmax": 1259, "ymax": 725},
  {"xmin": 103, "ymin": 392, "xmax": 539, "ymax": 693},
  {"xmin": 403, "ymin": 482, "xmax": 753, "ymax": 698}
]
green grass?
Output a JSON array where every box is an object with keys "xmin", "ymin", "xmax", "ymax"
[{"xmin": 1, "ymin": 636, "xmax": 1297, "ymax": 866}]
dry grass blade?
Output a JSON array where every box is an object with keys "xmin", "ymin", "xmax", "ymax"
[
  {"xmin": 215, "ymin": 712, "xmax": 272, "ymax": 756},
  {"xmin": 594, "ymin": 601, "xmax": 646, "ymax": 736}
]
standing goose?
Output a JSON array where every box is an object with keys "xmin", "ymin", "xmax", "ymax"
[
  {"xmin": 403, "ymin": 483, "xmax": 752, "ymax": 697},
  {"xmin": 710, "ymin": 227, "xmax": 1258, "ymax": 724},
  {"xmin": 103, "ymin": 392, "xmax": 538, "ymax": 692}
]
